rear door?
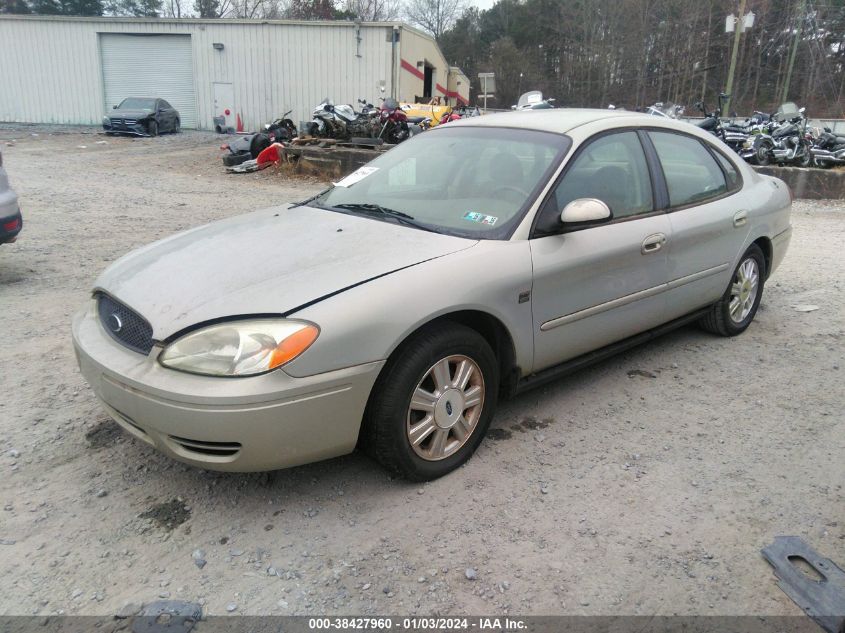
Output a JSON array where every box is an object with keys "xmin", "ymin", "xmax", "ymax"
[
  {"xmin": 645, "ymin": 131, "xmax": 749, "ymax": 321},
  {"xmin": 529, "ymin": 130, "xmax": 671, "ymax": 371}
]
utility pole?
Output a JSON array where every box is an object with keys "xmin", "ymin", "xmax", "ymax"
[
  {"xmin": 723, "ymin": 0, "xmax": 747, "ymax": 115},
  {"xmin": 781, "ymin": 0, "xmax": 807, "ymax": 103}
]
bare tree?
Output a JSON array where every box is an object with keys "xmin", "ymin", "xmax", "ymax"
[
  {"xmin": 162, "ymin": 0, "xmax": 188, "ymax": 16},
  {"xmin": 345, "ymin": 0, "xmax": 398, "ymax": 20},
  {"xmin": 404, "ymin": 0, "xmax": 466, "ymax": 38}
]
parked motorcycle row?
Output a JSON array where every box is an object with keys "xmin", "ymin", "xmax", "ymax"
[{"xmin": 688, "ymin": 93, "xmax": 844, "ymax": 169}]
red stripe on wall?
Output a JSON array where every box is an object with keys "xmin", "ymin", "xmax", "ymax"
[
  {"xmin": 400, "ymin": 59, "xmax": 425, "ymax": 81},
  {"xmin": 401, "ymin": 61, "xmax": 469, "ymax": 105}
]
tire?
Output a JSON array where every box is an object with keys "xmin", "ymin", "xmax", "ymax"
[
  {"xmin": 147, "ymin": 120, "xmax": 158, "ymax": 137},
  {"xmin": 796, "ymin": 144, "xmax": 812, "ymax": 168},
  {"xmin": 699, "ymin": 244, "xmax": 766, "ymax": 337},
  {"xmin": 173, "ymin": 118, "xmax": 181, "ymax": 134},
  {"xmin": 222, "ymin": 151, "xmax": 251, "ymax": 167},
  {"xmin": 361, "ymin": 322, "xmax": 499, "ymax": 481},
  {"xmin": 755, "ymin": 141, "xmax": 772, "ymax": 166},
  {"xmin": 250, "ymin": 133, "xmax": 271, "ymax": 158}
]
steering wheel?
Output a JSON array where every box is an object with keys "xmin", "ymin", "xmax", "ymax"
[{"xmin": 491, "ymin": 185, "xmax": 529, "ymax": 200}]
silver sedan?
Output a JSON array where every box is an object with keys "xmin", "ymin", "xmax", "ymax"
[{"xmin": 72, "ymin": 109, "xmax": 792, "ymax": 481}]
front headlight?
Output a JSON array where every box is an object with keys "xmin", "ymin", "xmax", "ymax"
[
  {"xmin": 159, "ymin": 319, "xmax": 319, "ymax": 377},
  {"xmin": 103, "ymin": 116, "xmax": 110, "ymax": 124}
]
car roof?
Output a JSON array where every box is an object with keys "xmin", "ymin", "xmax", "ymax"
[{"xmin": 447, "ymin": 108, "xmax": 649, "ymax": 134}]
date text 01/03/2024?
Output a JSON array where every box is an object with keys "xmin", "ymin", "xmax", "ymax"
[{"xmin": 307, "ymin": 617, "xmax": 527, "ymax": 630}]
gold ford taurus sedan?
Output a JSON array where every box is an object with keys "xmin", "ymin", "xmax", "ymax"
[{"xmin": 73, "ymin": 109, "xmax": 792, "ymax": 481}]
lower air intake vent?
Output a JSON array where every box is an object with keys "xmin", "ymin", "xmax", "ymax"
[{"xmin": 168, "ymin": 435, "xmax": 242, "ymax": 457}]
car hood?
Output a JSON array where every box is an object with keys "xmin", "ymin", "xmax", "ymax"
[
  {"xmin": 109, "ymin": 109, "xmax": 153, "ymax": 119},
  {"xmin": 94, "ymin": 204, "xmax": 477, "ymax": 341}
]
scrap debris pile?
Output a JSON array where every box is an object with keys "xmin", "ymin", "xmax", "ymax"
[{"xmin": 219, "ymin": 98, "xmax": 479, "ymax": 174}]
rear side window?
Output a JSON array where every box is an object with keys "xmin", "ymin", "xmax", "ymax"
[
  {"xmin": 711, "ymin": 149, "xmax": 741, "ymax": 191},
  {"xmin": 649, "ymin": 131, "xmax": 727, "ymax": 207}
]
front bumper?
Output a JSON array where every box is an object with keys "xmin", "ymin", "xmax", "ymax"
[
  {"xmin": 0, "ymin": 188, "xmax": 21, "ymax": 244},
  {"xmin": 72, "ymin": 299, "xmax": 384, "ymax": 471},
  {"xmin": 103, "ymin": 121, "xmax": 151, "ymax": 136}
]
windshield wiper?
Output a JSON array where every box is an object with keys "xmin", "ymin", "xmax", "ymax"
[
  {"xmin": 289, "ymin": 187, "xmax": 332, "ymax": 209},
  {"xmin": 330, "ymin": 203, "xmax": 436, "ymax": 232},
  {"xmin": 333, "ymin": 203, "xmax": 415, "ymax": 219}
]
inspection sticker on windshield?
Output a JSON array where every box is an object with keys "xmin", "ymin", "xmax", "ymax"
[
  {"xmin": 333, "ymin": 166, "xmax": 379, "ymax": 188},
  {"xmin": 462, "ymin": 211, "xmax": 498, "ymax": 226}
]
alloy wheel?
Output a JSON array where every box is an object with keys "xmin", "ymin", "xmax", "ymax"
[
  {"xmin": 729, "ymin": 257, "xmax": 760, "ymax": 324},
  {"xmin": 406, "ymin": 355, "xmax": 485, "ymax": 461}
]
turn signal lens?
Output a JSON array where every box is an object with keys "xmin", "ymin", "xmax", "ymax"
[{"xmin": 159, "ymin": 319, "xmax": 319, "ymax": 377}]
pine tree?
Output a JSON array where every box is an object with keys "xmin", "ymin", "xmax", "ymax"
[
  {"xmin": 0, "ymin": 0, "xmax": 31, "ymax": 12},
  {"xmin": 193, "ymin": 0, "xmax": 218, "ymax": 17}
]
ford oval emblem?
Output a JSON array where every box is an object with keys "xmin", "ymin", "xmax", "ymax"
[{"xmin": 108, "ymin": 313, "xmax": 123, "ymax": 333}]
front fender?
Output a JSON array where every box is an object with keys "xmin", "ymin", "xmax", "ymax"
[{"xmin": 283, "ymin": 240, "xmax": 534, "ymax": 378}]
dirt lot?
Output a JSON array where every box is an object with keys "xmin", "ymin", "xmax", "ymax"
[{"xmin": 0, "ymin": 126, "xmax": 842, "ymax": 618}]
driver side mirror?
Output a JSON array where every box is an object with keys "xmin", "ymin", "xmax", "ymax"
[
  {"xmin": 560, "ymin": 198, "xmax": 612, "ymax": 229},
  {"xmin": 112, "ymin": 105, "xmax": 117, "ymax": 109}
]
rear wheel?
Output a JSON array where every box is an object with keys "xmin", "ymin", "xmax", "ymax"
[
  {"xmin": 796, "ymin": 143, "xmax": 812, "ymax": 168},
  {"xmin": 173, "ymin": 118, "xmax": 181, "ymax": 134},
  {"xmin": 699, "ymin": 244, "xmax": 766, "ymax": 336},
  {"xmin": 362, "ymin": 322, "xmax": 499, "ymax": 481}
]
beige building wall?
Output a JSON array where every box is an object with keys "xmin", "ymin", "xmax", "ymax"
[{"xmin": 0, "ymin": 16, "xmax": 468, "ymax": 129}]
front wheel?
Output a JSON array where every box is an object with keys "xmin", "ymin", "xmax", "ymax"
[
  {"xmin": 755, "ymin": 141, "xmax": 772, "ymax": 166},
  {"xmin": 361, "ymin": 323, "xmax": 499, "ymax": 481},
  {"xmin": 699, "ymin": 244, "xmax": 766, "ymax": 336},
  {"xmin": 147, "ymin": 120, "xmax": 158, "ymax": 137}
]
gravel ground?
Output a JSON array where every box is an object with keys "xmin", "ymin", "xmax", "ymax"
[{"xmin": 0, "ymin": 126, "xmax": 843, "ymax": 618}]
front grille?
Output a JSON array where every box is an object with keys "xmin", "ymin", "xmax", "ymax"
[
  {"xmin": 168, "ymin": 435, "xmax": 242, "ymax": 457},
  {"xmin": 109, "ymin": 118, "xmax": 137, "ymax": 126},
  {"xmin": 97, "ymin": 293, "xmax": 154, "ymax": 355}
]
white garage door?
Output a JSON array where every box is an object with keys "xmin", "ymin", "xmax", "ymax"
[{"xmin": 100, "ymin": 34, "xmax": 197, "ymax": 128}]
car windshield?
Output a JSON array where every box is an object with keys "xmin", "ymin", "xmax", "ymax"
[
  {"xmin": 118, "ymin": 98, "xmax": 156, "ymax": 111},
  {"xmin": 313, "ymin": 126, "xmax": 569, "ymax": 239}
]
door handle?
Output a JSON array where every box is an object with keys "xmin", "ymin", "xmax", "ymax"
[
  {"xmin": 733, "ymin": 210, "xmax": 748, "ymax": 227},
  {"xmin": 641, "ymin": 233, "xmax": 667, "ymax": 255}
]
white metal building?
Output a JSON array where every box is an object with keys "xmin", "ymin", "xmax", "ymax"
[{"xmin": 0, "ymin": 15, "xmax": 470, "ymax": 131}]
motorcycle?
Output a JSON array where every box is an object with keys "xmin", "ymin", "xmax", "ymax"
[
  {"xmin": 305, "ymin": 97, "xmax": 376, "ymax": 140},
  {"xmin": 646, "ymin": 102, "xmax": 684, "ymax": 119},
  {"xmin": 264, "ymin": 109, "xmax": 297, "ymax": 143},
  {"xmin": 513, "ymin": 91, "xmax": 556, "ymax": 110},
  {"xmin": 220, "ymin": 110, "xmax": 297, "ymax": 167},
  {"xmin": 377, "ymin": 97, "xmax": 419, "ymax": 144},
  {"xmin": 749, "ymin": 104, "xmax": 812, "ymax": 168},
  {"xmin": 694, "ymin": 94, "xmax": 749, "ymax": 153},
  {"xmin": 811, "ymin": 127, "xmax": 845, "ymax": 168}
]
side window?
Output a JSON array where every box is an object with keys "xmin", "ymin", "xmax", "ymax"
[
  {"xmin": 711, "ymin": 148, "xmax": 741, "ymax": 192},
  {"xmin": 536, "ymin": 131, "xmax": 653, "ymax": 233},
  {"xmin": 649, "ymin": 131, "xmax": 727, "ymax": 206}
]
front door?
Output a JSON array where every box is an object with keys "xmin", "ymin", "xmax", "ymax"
[{"xmin": 530, "ymin": 130, "xmax": 671, "ymax": 371}]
